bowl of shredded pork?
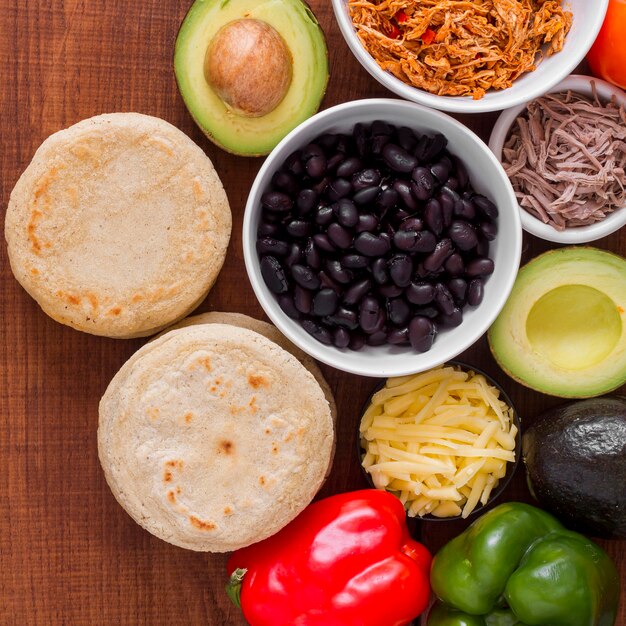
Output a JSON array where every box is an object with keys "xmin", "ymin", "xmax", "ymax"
[
  {"xmin": 332, "ymin": 0, "xmax": 608, "ymax": 113},
  {"xmin": 489, "ymin": 75, "xmax": 626, "ymax": 243}
]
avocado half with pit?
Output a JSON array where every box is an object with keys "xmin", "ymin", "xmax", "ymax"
[
  {"xmin": 488, "ymin": 247, "xmax": 626, "ymax": 398},
  {"xmin": 174, "ymin": 0, "xmax": 328, "ymax": 156}
]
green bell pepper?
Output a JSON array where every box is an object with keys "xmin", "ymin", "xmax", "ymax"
[{"xmin": 429, "ymin": 502, "xmax": 620, "ymax": 626}]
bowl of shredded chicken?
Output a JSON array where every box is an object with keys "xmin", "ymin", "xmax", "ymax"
[
  {"xmin": 489, "ymin": 75, "xmax": 626, "ymax": 243},
  {"xmin": 332, "ymin": 0, "xmax": 608, "ymax": 113}
]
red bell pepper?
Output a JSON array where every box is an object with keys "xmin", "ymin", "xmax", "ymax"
[{"xmin": 226, "ymin": 490, "xmax": 431, "ymax": 626}]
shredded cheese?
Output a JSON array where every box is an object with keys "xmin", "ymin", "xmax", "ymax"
[{"xmin": 360, "ymin": 364, "xmax": 517, "ymax": 518}]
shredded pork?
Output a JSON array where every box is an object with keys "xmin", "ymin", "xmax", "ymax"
[
  {"xmin": 348, "ymin": 0, "xmax": 573, "ymax": 100},
  {"xmin": 502, "ymin": 88, "xmax": 626, "ymax": 230}
]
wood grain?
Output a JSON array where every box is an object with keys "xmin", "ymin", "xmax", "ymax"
[{"xmin": 0, "ymin": 1, "xmax": 623, "ymax": 624}]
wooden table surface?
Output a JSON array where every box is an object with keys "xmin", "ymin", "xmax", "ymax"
[{"xmin": 1, "ymin": 1, "xmax": 624, "ymax": 624}]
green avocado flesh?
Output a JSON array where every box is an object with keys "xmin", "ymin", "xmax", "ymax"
[
  {"xmin": 174, "ymin": 0, "xmax": 328, "ymax": 156},
  {"xmin": 488, "ymin": 247, "xmax": 626, "ymax": 398}
]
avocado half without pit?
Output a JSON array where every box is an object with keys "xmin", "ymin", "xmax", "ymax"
[
  {"xmin": 488, "ymin": 247, "xmax": 626, "ymax": 398},
  {"xmin": 174, "ymin": 0, "xmax": 329, "ymax": 157}
]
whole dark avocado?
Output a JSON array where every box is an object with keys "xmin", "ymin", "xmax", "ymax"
[{"xmin": 523, "ymin": 396, "xmax": 626, "ymax": 538}]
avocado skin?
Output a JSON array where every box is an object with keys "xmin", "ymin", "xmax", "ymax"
[{"xmin": 523, "ymin": 396, "xmax": 626, "ymax": 538}]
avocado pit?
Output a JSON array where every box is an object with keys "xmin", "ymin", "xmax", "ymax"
[{"xmin": 205, "ymin": 19, "xmax": 293, "ymax": 118}]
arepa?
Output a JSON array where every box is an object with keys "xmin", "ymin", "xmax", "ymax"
[
  {"xmin": 5, "ymin": 113, "xmax": 231, "ymax": 338},
  {"xmin": 98, "ymin": 323, "xmax": 334, "ymax": 551}
]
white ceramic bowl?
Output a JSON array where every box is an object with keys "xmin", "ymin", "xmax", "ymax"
[
  {"xmin": 331, "ymin": 0, "xmax": 608, "ymax": 114},
  {"xmin": 489, "ymin": 75, "xmax": 626, "ymax": 243},
  {"xmin": 243, "ymin": 99, "xmax": 522, "ymax": 377}
]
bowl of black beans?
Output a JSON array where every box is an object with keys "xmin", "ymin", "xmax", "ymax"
[{"xmin": 243, "ymin": 98, "xmax": 522, "ymax": 377}]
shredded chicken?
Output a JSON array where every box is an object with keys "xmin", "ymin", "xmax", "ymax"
[
  {"xmin": 502, "ymin": 86, "xmax": 626, "ymax": 230},
  {"xmin": 348, "ymin": 0, "xmax": 573, "ymax": 99}
]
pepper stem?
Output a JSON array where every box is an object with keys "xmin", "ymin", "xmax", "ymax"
[{"xmin": 225, "ymin": 568, "xmax": 248, "ymax": 608}]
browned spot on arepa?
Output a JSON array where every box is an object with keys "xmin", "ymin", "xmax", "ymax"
[{"xmin": 189, "ymin": 516, "xmax": 216, "ymax": 531}]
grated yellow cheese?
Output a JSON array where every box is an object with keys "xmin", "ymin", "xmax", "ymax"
[{"xmin": 361, "ymin": 364, "xmax": 517, "ymax": 519}]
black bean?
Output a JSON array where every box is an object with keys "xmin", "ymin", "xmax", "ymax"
[
  {"xmin": 336, "ymin": 156, "xmax": 363, "ymax": 178},
  {"xmin": 367, "ymin": 330, "xmax": 388, "ymax": 346},
  {"xmin": 333, "ymin": 327, "xmax": 351, "ymax": 349},
  {"xmin": 348, "ymin": 332, "xmax": 367, "ymax": 350},
  {"xmin": 434, "ymin": 283, "xmax": 455, "ymax": 316},
  {"xmin": 449, "ymin": 220, "xmax": 478, "ymax": 251},
  {"xmin": 372, "ymin": 120, "xmax": 392, "ymax": 137},
  {"xmin": 352, "ymin": 168, "xmax": 382, "ymax": 191},
  {"xmin": 353, "ymin": 123, "xmax": 369, "ymax": 157},
  {"xmin": 371, "ymin": 133, "xmax": 390, "ymax": 156},
  {"xmin": 409, "ymin": 316, "xmax": 437, "ymax": 352},
  {"xmin": 466, "ymin": 257, "xmax": 494, "ymax": 277},
  {"xmin": 414, "ymin": 134, "xmax": 430, "ymax": 162},
  {"xmin": 467, "ymin": 279, "xmax": 484, "ymax": 306},
  {"xmin": 447, "ymin": 278, "xmax": 467, "ymax": 303},
  {"xmin": 371, "ymin": 257, "xmax": 389, "ymax": 285},
  {"xmin": 311, "ymin": 176, "xmax": 330, "ymax": 196},
  {"xmin": 423, "ymin": 239, "xmax": 454, "ymax": 272},
  {"xmin": 312, "ymin": 233, "xmax": 335, "ymax": 253},
  {"xmin": 294, "ymin": 285, "xmax": 313, "ymax": 314},
  {"xmin": 257, "ymin": 221, "xmax": 280, "ymax": 237},
  {"xmin": 341, "ymin": 254, "xmax": 369, "ymax": 269},
  {"xmin": 327, "ymin": 178, "xmax": 352, "ymax": 201},
  {"xmin": 303, "ymin": 144, "xmax": 326, "ymax": 179},
  {"xmin": 411, "ymin": 167, "xmax": 435, "ymax": 201},
  {"xmin": 476, "ymin": 237, "xmax": 490, "ymax": 257},
  {"xmin": 335, "ymin": 134, "xmax": 351, "ymax": 154},
  {"xmin": 313, "ymin": 288, "xmax": 338, "ymax": 317},
  {"xmin": 389, "ymin": 255, "xmax": 413, "ymax": 287},
  {"xmin": 325, "ymin": 259, "xmax": 353, "ymax": 284},
  {"xmin": 397, "ymin": 126, "xmax": 417, "ymax": 152},
  {"xmin": 317, "ymin": 133, "xmax": 339, "ymax": 152},
  {"xmin": 287, "ymin": 220, "xmax": 312, "ymax": 238},
  {"xmin": 424, "ymin": 198, "xmax": 443, "ymax": 235},
  {"xmin": 261, "ymin": 256, "xmax": 288, "ymax": 294},
  {"xmin": 353, "ymin": 186, "xmax": 381, "ymax": 206},
  {"xmin": 326, "ymin": 152, "xmax": 344, "ymax": 173},
  {"xmin": 302, "ymin": 319, "xmax": 333, "ymax": 345},
  {"xmin": 444, "ymin": 253, "xmax": 464, "ymax": 277},
  {"xmin": 473, "ymin": 194, "xmax": 499, "ymax": 220},
  {"xmin": 446, "ymin": 177, "xmax": 460, "ymax": 191},
  {"xmin": 452, "ymin": 155, "xmax": 469, "ymax": 189},
  {"xmin": 399, "ymin": 217, "xmax": 423, "ymax": 232},
  {"xmin": 387, "ymin": 298, "xmax": 411, "ymax": 325},
  {"xmin": 406, "ymin": 282, "xmax": 435, "ymax": 305},
  {"xmin": 278, "ymin": 294, "xmax": 300, "ymax": 319},
  {"xmin": 439, "ymin": 307, "xmax": 463, "ymax": 327},
  {"xmin": 431, "ymin": 158, "xmax": 451, "ymax": 183},
  {"xmin": 256, "ymin": 237, "xmax": 289, "ymax": 256},
  {"xmin": 426, "ymin": 133, "xmax": 448, "ymax": 161},
  {"xmin": 387, "ymin": 326, "xmax": 410, "ymax": 345},
  {"xmin": 261, "ymin": 191, "xmax": 293, "ymax": 212},
  {"xmin": 480, "ymin": 222, "xmax": 498, "ymax": 241},
  {"xmin": 392, "ymin": 179, "xmax": 418, "ymax": 211},
  {"xmin": 272, "ymin": 170, "xmax": 299, "ymax": 195},
  {"xmin": 454, "ymin": 198, "xmax": 476, "ymax": 220},
  {"xmin": 291, "ymin": 264, "xmax": 320, "ymax": 290},
  {"xmin": 285, "ymin": 243, "xmax": 302, "ymax": 267},
  {"xmin": 393, "ymin": 229, "xmax": 436, "ymax": 253},
  {"xmin": 318, "ymin": 270, "xmax": 342, "ymax": 293},
  {"xmin": 304, "ymin": 239, "xmax": 321, "ymax": 270},
  {"xmin": 376, "ymin": 188, "xmax": 399, "ymax": 212},
  {"xmin": 335, "ymin": 199, "xmax": 359, "ymax": 227},
  {"xmin": 315, "ymin": 205, "xmax": 334, "ymax": 226},
  {"xmin": 356, "ymin": 214, "xmax": 378, "ymax": 233},
  {"xmin": 354, "ymin": 232, "xmax": 391, "ymax": 257},
  {"xmin": 296, "ymin": 189, "xmax": 318, "ymax": 215},
  {"xmin": 325, "ymin": 307, "xmax": 358, "ymax": 330},
  {"xmin": 382, "ymin": 143, "xmax": 418, "ymax": 173},
  {"xmin": 441, "ymin": 185, "xmax": 460, "ymax": 204},
  {"xmin": 415, "ymin": 306, "xmax": 439, "ymax": 319},
  {"xmin": 359, "ymin": 296, "xmax": 381, "ymax": 333},
  {"xmin": 285, "ymin": 150, "xmax": 304, "ymax": 177},
  {"xmin": 343, "ymin": 278, "xmax": 372, "ymax": 305},
  {"xmin": 327, "ymin": 223, "xmax": 353, "ymax": 249},
  {"xmin": 378, "ymin": 284, "xmax": 403, "ymax": 298}
]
